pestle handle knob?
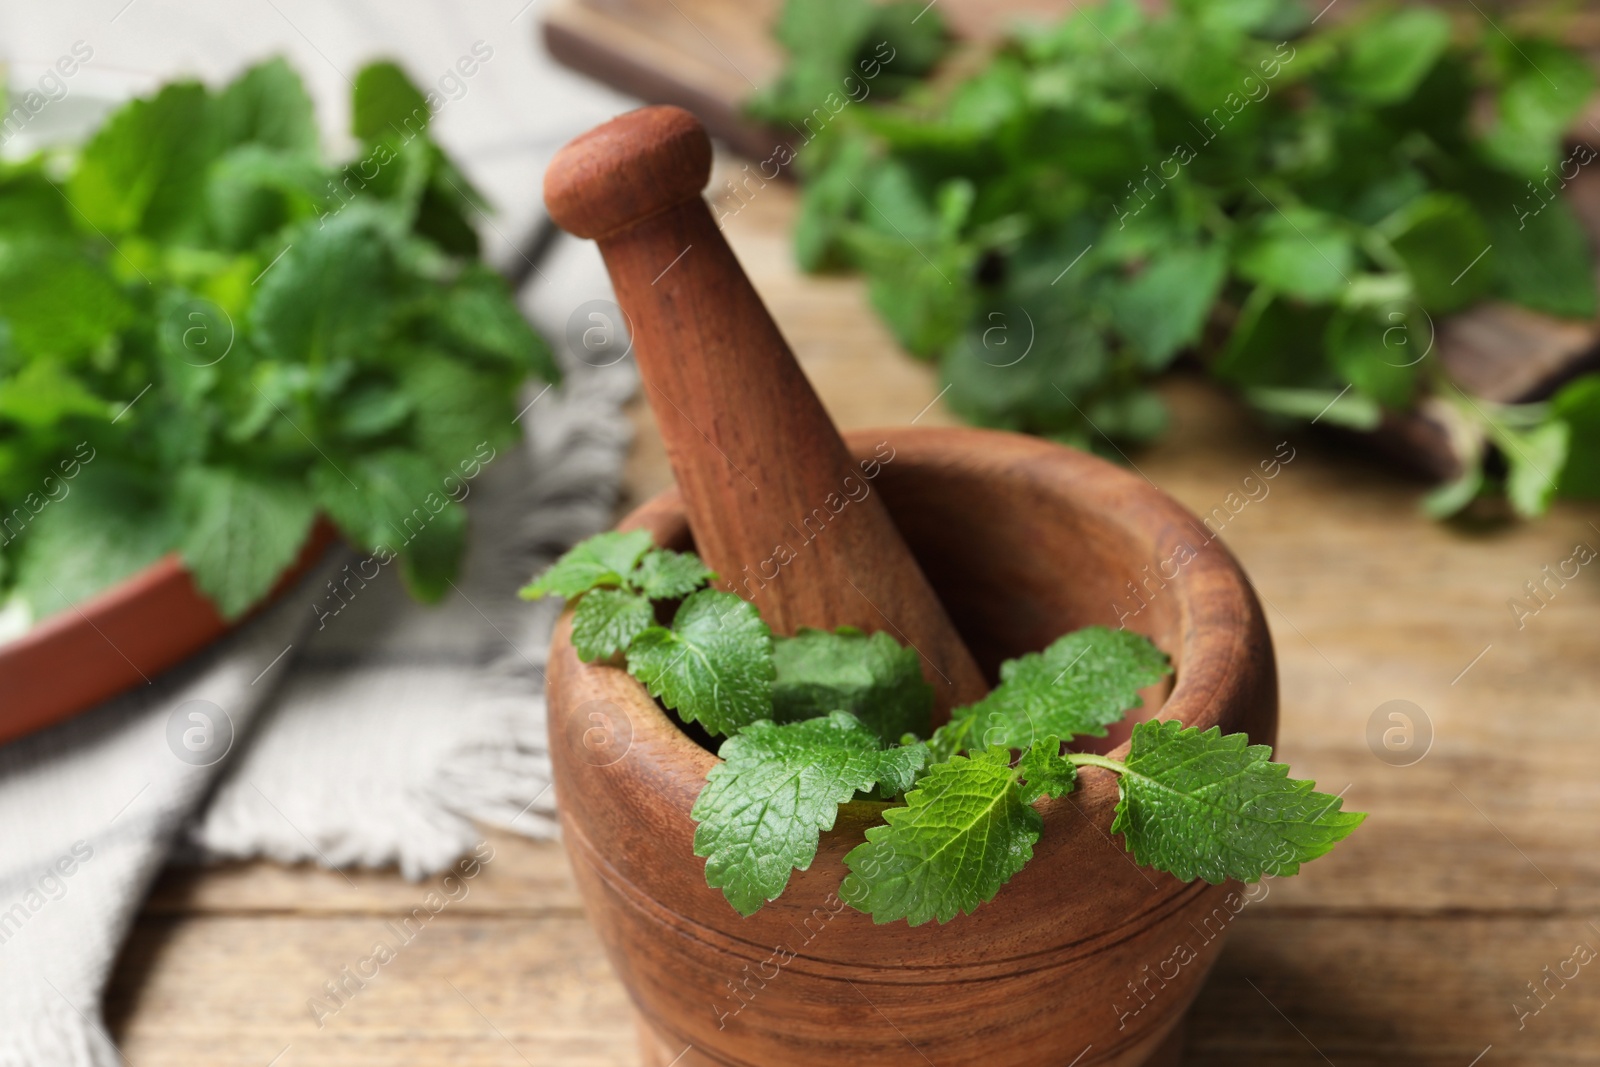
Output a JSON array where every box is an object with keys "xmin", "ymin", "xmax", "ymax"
[
  {"xmin": 544, "ymin": 107, "xmax": 988, "ymax": 718},
  {"xmin": 544, "ymin": 106, "xmax": 711, "ymax": 240}
]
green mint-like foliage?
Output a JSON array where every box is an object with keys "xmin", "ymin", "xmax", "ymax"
[
  {"xmin": 528, "ymin": 532, "xmax": 768, "ymax": 733},
  {"xmin": 1015, "ymin": 735, "xmax": 1076, "ymax": 805},
  {"xmin": 520, "ymin": 529, "xmax": 656, "ymax": 600},
  {"xmin": 934, "ymin": 627, "xmax": 1170, "ymax": 757},
  {"xmin": 746, "ymin": 0, "xmax": 949, "ymax": 126},
  {"xmin": 175, "ymin": 467, "xmax": 318, "ymax": 619},
  {"xmin": 570, "ymin": 587, "xmax": 654, "ymax": 661},
  {"xmin": 764, "ymin": 0, "xmax": 1600, "ymax": 518},
  {"xmin": 0, "ymin": 58, "xmax": 556, "ymax": 623},
  {"xmin": 634, "ymin": 547, "xmax": 718, "ymax": 599},
  {"xmin": 628, "ymin": 590, "xmax": 776, "ymax": 736},
  {"xmin": 1554, "ymin": 377, "xmax": 1600, "ymax": 499},
  {"xmin": 840, "ymin": 744, "xmax": 1050, "ymax": 926},
  {"xmin": 772, "ymin": 626, "xmax": 934, "ymax": 743},
  {"xmin": 1106, "ymin": 719, "xmax": 1365, "ymax": 883},
  {"xmin": 521, "ymin": 528, "xmax": 715, "ymax": 604},
  {"xmin": 527, "ymin": 533, "xmax": 1364, "ymax": 923},
  {"xmin": 693, "ymin": 712, "xmax": 927, "ymax": 915}
]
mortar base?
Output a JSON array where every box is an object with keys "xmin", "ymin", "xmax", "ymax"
[{"xmin": 633, "ymin": 1009, "xmax": 1188, "ymax": 1067}]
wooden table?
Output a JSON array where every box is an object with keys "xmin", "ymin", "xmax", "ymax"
[{"xmin": 107, "ymin": 172, "xmax": 1600, "ymax": 1066}]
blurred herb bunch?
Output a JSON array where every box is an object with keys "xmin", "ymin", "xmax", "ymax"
[
  {"xmin": 0, "ymin": 58, "xmax": 556, "ymax": 629},
  {"xmin": 762, "ymin": 0, "xmax": 1600, "ymax": 517}
]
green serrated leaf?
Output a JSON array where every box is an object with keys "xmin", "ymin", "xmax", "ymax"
[
  {"xmin": 1108, "ymin": 719, "xmax": 1364, "ymax": 883},
  {"xmin": 216, "ymin": 57, "xmax": 319, "ymax": 153},
  {"xmin": 571, "ymin": 587, "xmax": 654, "ymax": 660},
  {"xmin": 175, "ymin": 466, "xmax": 317, "ymax": 619},
  {"xmin": 415, "ymin": 154, "xmax": 484, "ymax": 257},
  {"xmin": 771, "ymin": 626, "xmax": 935, "ymax": 743},
  {"xmin": 841, "ymin": 746, "xmax": 1038, "ymax": 925},
  {"xmin": 1478, "ymin": 180, "xmax": 1597, "ymax": 321},
  {"xmin": 1109, "ymin": 243, "xmax": 1228, "ymax": 371},
  {"xmin": 867, "ymin": 1, "xmax": 951, "ymax": 92},
  {"xmin": 1215, "ymin": 291, "xmax": 1336, "ymax": 392},
  {"xmin": 1233, "ymin": 207, "xmax": 1355, "ymax": 303},
  {"xmin": 336, "ymin": 383, "xmax": 413, "ymax": 440},
  {"xmin": 306, "ymin": 447, "xmax": 471, "ymax": 603},
  {"xmin": 1016, "ymin": 737, "xmax": 1076, "ymax": 804},
  {"xmin": 948, "ymin": 626, "xmax": 1170, "ymax": 751},
  {"xmin": 1479, "ymin": 39, "xmax": 1596, "ymax": 179},
  {"xmin": 434, "ymin": 266, "xmax": 558, "ymax": 381},
  {"xmin": 310, "ymin": 448, "xmax": 443, "ymax": 551},
  {"xmin": 633, "ymin": 547, "xmax": 716, "ymax": 600},
  {"xmin": 1501, "ymin": 418, "xmax": 1569, "ymax": 519},
  {"xmin": 1324, "ymin": 308, "xmax": 1418, "ymax": 410},
  {"xmin": 205, "ymin": 145, "xmax": 328, "ymax": 250},
  {"xmin": 745, "ymin": 0, "xmax": 944, "ymax": 124},
  {"xmin": 874, "ymin": 741, "xmax": 930, "ymax": 798},
  {"xmin": 1331, "ymin": 7, "xmax": 1450, "ymax": 104},
  {"xmin": 693, "ymin": 711, "xmax": 909, "ymax": 914},
  {"xmin": 627, "ymin": 589, "xmax": 775, "ymax": 736},
  {"xmin": 352, "ymin": 61, "xmax": 430, "ymax": 141},
  {"xmin": 1381, "ymin": 194, "xmax": 1490, "ymax": 313},
  {"xmin": 395, "ymin": 495, "xmax": 466, "ymax": 602},
  {"xmin": 0, "ymin": 238, "xmax": 133, "ymax": 360},
  {"xmin": 9, "ymin": 462, "xmax": 176, "ymax": 617},
  {"xmin": 0, "ymin": 361, "xmax": 109, "ymax": 429},
  {"xmin": 250, "ymin": 208, "xmax": 394, "ymax": 365},
  {"xmin": 399, "ymin": 351, "xmax": 519, "ymax": 471},
  {"xmin": 1552, "ymin": 375, "xmax": 1600, "ymax": 498},
  {"xmin": 69, "ymin": 81, "xmax": 220, "ymax": 240},
  {"xmin": 943, "ymin": 270, "xmax": 1110, "ymax": 438},
  {"xmin": 520, "ymin": 529, "xmax": 654, "ymax": 600},
  {"xmin": 0, "ymin": 169, "xmax": 75, "ymax": 240}
]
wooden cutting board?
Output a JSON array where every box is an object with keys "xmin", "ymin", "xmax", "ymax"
[
  {"xmin": 542, "ymin": 0, "xmax": 1600, "ymax": 480},
  {"xmin": 542, "ymin": 0, "xmax": 1600, "ymax": 156}
]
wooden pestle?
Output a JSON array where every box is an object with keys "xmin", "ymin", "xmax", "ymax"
[{"xmin": 543, "ymin": 106, "xmax": 987, "ymax": 717}]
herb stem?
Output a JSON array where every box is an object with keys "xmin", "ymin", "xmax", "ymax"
[{"xmin": 1065, "ymin": 752, "xmax": 1130, "ymax": 775}]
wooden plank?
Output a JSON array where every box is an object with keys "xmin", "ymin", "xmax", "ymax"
[
  {"xmin": 141, "ymin": 833, "xmax": 582, "ymax": 917},
  {"xmin": 542, "ymin": 0, "xmax": 784, "ymax": 163},
  {"xmin": 106, "ymin": 914, "xmax": 634, "ymax": 1067},
  {"xmin": 105, "ymin": 908, "xmax": 1600, "ymax": 1064},
  {"xmin": 1133, "ymin": 370, "xmax": 1600, "ymax": 915},
  {"xmin": 1189, "ymin": 915, "xmax": 1600, "ymax": 1065}
]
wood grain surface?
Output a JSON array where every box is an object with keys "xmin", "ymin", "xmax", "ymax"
[{"xmin": 105, "ymin": 167, "xmax": 1600, "ymax": 1066}]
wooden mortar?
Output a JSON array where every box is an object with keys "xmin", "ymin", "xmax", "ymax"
[{"xmin": 548, "ymin": 427, "xmax": 1277, "ymax": 1066}]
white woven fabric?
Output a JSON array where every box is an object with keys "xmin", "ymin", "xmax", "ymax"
[{"xmin": 0, "ymin": 563, "xmax": 329, "ymax": 1067}]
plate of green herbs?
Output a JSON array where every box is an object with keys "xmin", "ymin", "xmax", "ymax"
[
  {"xmin": 0, "ymin": 56, "xmax": 555, "ymax": 641},
  {"xmin": 0, "ymin": 58, "xmax": 555, "ymax": 738}
]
